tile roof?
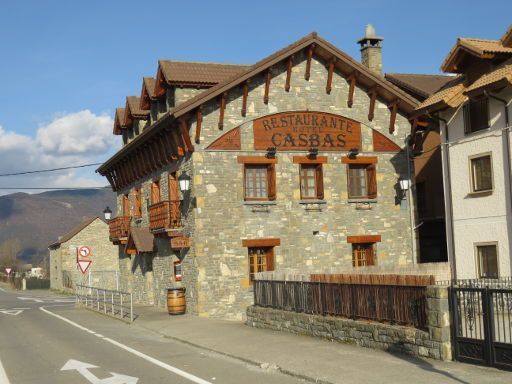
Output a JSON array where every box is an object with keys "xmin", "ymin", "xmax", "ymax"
[
  {"xmin": 385, "ymin": 73, "xmax": 453, "ymax": 100},
  {"xmin": 98, "ymin": 32, "xmax": 420, "ymax": 175},
  {"xmin": 126, "ymin": 96, "xmax": 149, "ymax": 118},
  {"xmin": 113, "ymin": 107, "xmax": 126, "ymax": 135},
  {"xmin": 159, "ymin": 60, "xmax": 250, "ymax": 86},
  {"xmin": 442, "ymin": 35, "xmax": 512, "ymax": 73},
  {"xmin": 501, "ymin": 25, "xmax": 512, "ymax": 48},
  {"xmin": 415, "ymin": 76, "xmax": 467, "ymax": 114},
  {"xmin": 125, "ymin": 227, "xmax": 154, "ymax": 253},
  {"xmin": 465, "ymin": 63, "xmax": 512, "ymax": 93},
  {"xmin": 143, "ymin": 77, "xmax": 156, "ymax": 98},
  {"xmin": 48, "ymin": 217, "xmax": 100, "ymax": 249}
]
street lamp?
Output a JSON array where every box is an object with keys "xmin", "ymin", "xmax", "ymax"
[
  {"xmin": 178, "ymin": 172, "xmax": 191, "ymax": 193},
  {"xmin": 103, "ymin": 206, "xmax": 112, "ymax": 221}
]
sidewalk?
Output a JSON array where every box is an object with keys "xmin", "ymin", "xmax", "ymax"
[{"xmin": 131, "ymin": 305, "xmax": 512, "ymax": 384}]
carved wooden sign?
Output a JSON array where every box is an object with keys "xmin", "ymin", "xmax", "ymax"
[
  {"xmin": 170, "ymin": 236, "xmax": 191, "ymax": 249},
  {"xmin": 253, "ymin": 111, "xmax": 361, "ymax": 151}
]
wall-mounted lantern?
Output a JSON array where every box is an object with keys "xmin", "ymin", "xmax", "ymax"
[
  {"xmin": 103, "ymin": 206, "xmax": 112, "ymax": 221},
  {"xmin": 308, "ymin": 147, "xmax": 318, "ymax": 159},
  {"xmin": 178, "ymin": 172, "xmax": 191, "ymax": 193},
  {"xmin": 266, "ymin": 146, "xmax": 277, "ymax": 159},
  {"xmin": 399, "ymin": 178, "xmax": 410, "ymax": 200},
  {"xmin": 348, "ymin": 148, "xmax": 359, "ymax": 159}
]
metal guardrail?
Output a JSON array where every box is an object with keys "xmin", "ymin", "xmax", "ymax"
[
  {"xmin": 75, "ymin": 284, "xmax": 134, "ymax": 323},
  {"xmin": 436, "ymin": 277, "xmax": 512, "ymax": 288}
]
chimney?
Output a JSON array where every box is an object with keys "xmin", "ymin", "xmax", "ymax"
[{"xmin": 357, "ymin": 24, "xmax": 383, "ymax": 75}]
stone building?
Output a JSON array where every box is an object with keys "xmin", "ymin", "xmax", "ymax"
[
  {"xmin": 49, "ymin": 217, "xmax": 119, "ymax": 291},
  {"xmin": 415, "ymin": 25, "xmax": 512, "ymax": 279},
  {"xmin": 99, "ymin": 28, "xmax": 425, "ymax": 320}
]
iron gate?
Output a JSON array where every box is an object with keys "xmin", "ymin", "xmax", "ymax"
[{"xmin": 450, "ymin": 287, "xmax": 512, "ymax": 370}]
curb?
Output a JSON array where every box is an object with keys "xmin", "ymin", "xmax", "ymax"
[{"xmin": 133, "ymin": 321, "xmax": 335, "ymax": 384}]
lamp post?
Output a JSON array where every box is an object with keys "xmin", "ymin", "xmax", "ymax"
[{"xmin": 103, "ymin": 206, "xmax": 112, "ymax": 221}]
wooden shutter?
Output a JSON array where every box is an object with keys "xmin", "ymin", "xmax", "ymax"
[
  {"xmin": 265, "ymin": 248, "xmax": 275, "ymax": 272},
  {"xmin": 134, "ymin": 189, "xmax": 142, "ymax": 217},
  {"xmin": 267, "ymin": 164, "xmax": 276, "ymax": 200},
  {"xmin": 169, "ymin": 173, "xmax": 179, "ymax": 201},
  {"xmin": 151, "ymin": 181, "xmax": 160, "ymax": 204},
  {"xmin": 367, "ymin": 164, "xmax": 377, "ymax": 199},
  {"xmin": 315, "ymin": 164, "xmax": 324, "ymax": 199},
  {"xmin": 122, "ymin": 194, "xmax": 130, "ymax": 216}
]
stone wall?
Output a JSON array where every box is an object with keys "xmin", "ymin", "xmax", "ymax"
[
  {"xmin": 51, "ymin": 218, "xmax": 119, "ymax": 292},
  {"xmin": 247, "ymin": 286, "xmax": 452, "ymax": 361}
]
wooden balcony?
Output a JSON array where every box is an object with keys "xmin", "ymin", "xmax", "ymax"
[
  {"xmin": 109, "ymin": 216, "xmax": 131, "ymax": 241},
  {"xmin": 149, "ymin": 200, "xmax": 182, "ymax": 231}
]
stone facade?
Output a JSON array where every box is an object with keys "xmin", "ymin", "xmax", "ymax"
[
  {"xmin": 247, "ymin": 286, "xmax": 452, "ymax": 361},
  {"xmin": 109, "ymin": 37, "xmax": 420, "ymax": 320},
  {"xmin": 49, "ymin": 218, "xmax": 119, "ymax": 292}
]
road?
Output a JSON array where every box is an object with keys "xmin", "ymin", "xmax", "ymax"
[{"xmin": 0, "ymin": 286, "xmax": 303, "ymax": 383}]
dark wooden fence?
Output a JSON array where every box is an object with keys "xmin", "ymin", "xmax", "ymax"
[{"xmin": 254, "ymin": 279, "xmax": 428, "ymax": 330}]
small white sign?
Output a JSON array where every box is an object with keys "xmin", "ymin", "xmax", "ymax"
[
  {"xmin": 77, "ymin": 246, "xmax": 91, "ymax": 258},
  {"xmin": 5, "ymin": 268, "xmax": 12, "ymax": 275}
]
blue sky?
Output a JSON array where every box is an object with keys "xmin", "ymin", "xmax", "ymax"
[{"xmin": 0, "ymin": 0, "xmax": 510, "ymax": 193}]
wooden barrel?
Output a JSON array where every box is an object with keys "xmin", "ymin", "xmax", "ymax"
[{"xmin": 167, "ymin": 288, "xmax": 186, "ymax": 315}]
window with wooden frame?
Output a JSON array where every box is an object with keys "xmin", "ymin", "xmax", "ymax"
[
  {"xmin": 343, "ymin": 157, "xmax": 377, "ymax": 199},
  {"xmin": 476, "ymin": 243, "xmax": 498, "ymax": 278},
  {"xmin": 122, "ymin": 194, "xmax": 130, "ymax": 216},
  {"xmin": 464, "ymin": 97, "xmax": 489, "ymax": 134},
  {"xmin": 294, "ymin": 156, "xmax": 326, "ymax": 200},
  {"xmin": 352, "ymin": 243, "xmax": 375, "ymax": 267},
  {"xmin": 242, "ymin": 238, "xmax": 280, "ymax": 283},
  {"xmin": 238, "ymin": 157, "xmax": 277, "ymax": 201},
  {"xmin": 133, "ymin": 188, "xmax": 142, "ymax": 218},
  {"xmin": 347, "ymin": 235, "xmax": 380, "ymax": 267},
  {"xmin": 151, "ymin": 180, "xmax": 161, "ymax": 204},
  {"xmin": 470, "ymin": 154, "xmax": 493, "ymax": 193}
]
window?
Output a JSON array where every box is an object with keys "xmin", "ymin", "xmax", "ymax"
[
  {"xmin": 151, "ymin": 180, "xmax": 161, "ymax": 204},
  {"xmin": 133, "ymin": 188, "xmax": 142, "ymax": 218},
  {"xmin": 242, "ymin": 238, "xmax": 280, "ymax": 283},
  {"xmin": 476, "ymin": 244, "xmax": 498, "ymax": 278},
  {"xmin": 122, "ymin": 194, "xmax": 130, "ymax": 216},
  {"xmin": 169, "ymin": 172, "xmax": 179, "ymax": 201},
  {"xmin": 294, "ymin": 156, "xmax": 326, "ymax": 200},
  {"xmin": 464, "ymin": 97, "xmax": 489, "ymax": 134},
  {"xmin": 248, "ymin": 247, "xmax": 275, "ymax": 281},
  {"xmin": 352, "ymin": 243, "xmax": 375, "ymax": 267},
  {"xmin": 347, "ymin": 164, "xmax": 377, "ymax": 199},
  {"xmin": 347, "ymin": 235, "xmax": 380, "ymax": 267},
  {"xmin": 470, "ymin": 154, "xmax": 493, "ymax": 193},
  {"xmin": 174, "ymin": 261, "xmax": 182, "ymax": 282},
  {"xmin": 239, "ymin": 157, "xmax": 277, "ymax": 201}
]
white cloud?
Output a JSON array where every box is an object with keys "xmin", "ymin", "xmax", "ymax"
[
  {"xmin": 36, "ymin": 110, "xmax": 114, "ymax": 155},
  {"xmin": 0, "ymin": 110, "xmax": 115, "ymax": 195}
]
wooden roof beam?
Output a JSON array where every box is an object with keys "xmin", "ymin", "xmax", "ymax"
[
  {"xmin": 367, "ymin": 85, "xmax": 379, "ymax": 121},
  {"xmin": 389, "ymin": 99, "xmax": 399, "ymax": 134},
  {"xmin": 218, "ymin": 93, "xmax": 226, "ymax": 130},
  {"xmin": 347, "ymin": 71, "xmax": 358, "ymax": 108},
  {"xmin": 264, "ymin": 68, "xmax": 272, "ymax": 104},
  {"xmin": 179, "ymin": 117, "xmax": 195, "ymax": 152},
  {"xmin": 304, "ymin": 44, "xmax": 315, "ymax": 81},
  {"xmin": 241, "ymin": 81, "xmax": 248, "ymax": 117},
  {"xmin": 285, "ymin": 56, "xmax": 293, "ymax": 92},
  {"xmin": 195, "ymin": 107, "xmax": 202, "ymax": 144},
  {"xmin": 326, "ymin": 59, "xmax": 335, "ymax": 94}
]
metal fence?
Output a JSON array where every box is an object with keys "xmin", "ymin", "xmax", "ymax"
[
  {"xmin": 437, "ymin": 277, "xmax": 512, "ymax": 288},
  {"xmin": 254, "ymin": 280, "xmax": 427, "ymax": 330},
  {"xmin": 75, "ymin": 284, "xmax": 134, "ymax": 323}
]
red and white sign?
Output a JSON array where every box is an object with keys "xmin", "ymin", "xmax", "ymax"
[
  {"xmin": 77, "ymin": 260, "xmax": 92, "ymax": 274},
  {"xmin": 5, "ymin": 268, "xmax": 12, "ymax": 275},
  {"xmin": 77, "ymin": 246, "xmax": 91, "ymax": 258}
]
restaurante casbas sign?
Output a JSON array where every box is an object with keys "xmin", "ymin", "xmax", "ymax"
[{"xmin": 253, "ymin": 111, "xmax": 361, "ymax": 151}]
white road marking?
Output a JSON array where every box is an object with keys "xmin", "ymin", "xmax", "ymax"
[
  {"xmin": 61, "ymin": 359, "xmax": 138, "ymax": 384},
  {"xmin": 0, "ymin": 309, "xmax": 24, "ymax": 316},
  {"xmin": 0, "ymin": 358, "xmax": 11, "ymax": 384},
  {"xmin": 0, "ymin": 287, "xmax": 6, "ymax": 292},
  {"xmin": 18, "ymin": 296, "xmax": 75, "ymax": 303},
  {"xmin": 18, "ymin": 297, "xmax": 44, "ymax": 302},
  {"xmin": 40, "ymin": 306, "xmax": 212, "ymax": 384}
]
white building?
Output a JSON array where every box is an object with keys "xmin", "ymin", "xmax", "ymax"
[{"xmin": 415, "ymin": 26, "xmax": 512, "ymax": 279}]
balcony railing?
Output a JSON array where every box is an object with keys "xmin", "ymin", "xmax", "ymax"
[
  {"xmin": 149, "ymin": 200, "xmax": 182, "ymax": 231},
  {"xmin": 109, "ymin": 216, "xmax": 131, "ymax": 240}
]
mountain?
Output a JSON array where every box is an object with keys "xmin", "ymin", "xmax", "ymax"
[{"xmin": 0, "ymin": 189, "xmax": 116, "ymax": 265}]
